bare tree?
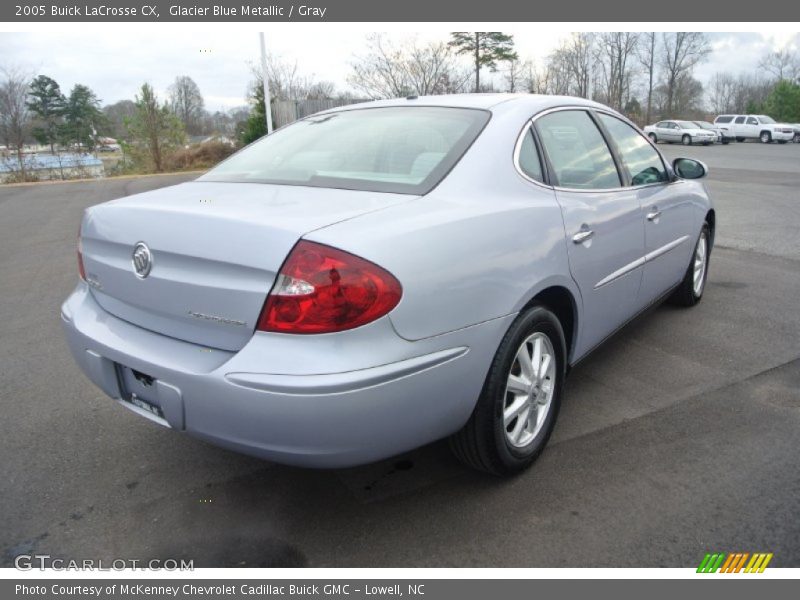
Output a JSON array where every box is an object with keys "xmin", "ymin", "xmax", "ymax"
[
  {"xmin": 0, "ymin": 66, "xmax": 32, "ymax": 175},
  {"xmin": 254, "ymin": 56, "xmax": 336, "ymax": 101},
  {"xmin": 503, "ymin": 58, "xmax": 530, "ymax": 93},
  {"xmin": 168, "ymin": 75, "xmax": 204, "ymax": 135},
  {"xmin": 545, "ymin": 33, "xmax": 594, "ymax": 98},
  {"xmin": 660, "ymin": 32, "xmax": 711, "ymax": 114},
  {"xmin": 758, "ymin": 49, "xmax": 800, "ymax": 82},
  {"xmin": 708, "ymin": 72, "xmax": 736, "ymax": 114},
  {"xmin": 348, "ymin": 34, "xmax": 469, "ymax": 99},
  {"xmin": 596, "ymin": 33, "xmax": 639, "ymax": 111},
  {"xmin": 637, "ymin": 32, "xmax": 658, "ymax": 123}
]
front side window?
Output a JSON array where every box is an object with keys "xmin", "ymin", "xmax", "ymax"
[
  {"xmin": 735, "ymin": 116, "xmax": 746, "ymax": 124},
  {"xmin": 535, "ymin": 110, "xmax": 620, "ymax": 190},
  {"xmin": 747, "ymin": 117, "xmax": 758, "ymax": 125},
  {"xmin": 200, "ymin": 106, "xmax": 490, "ymax": 195},
  {"xmin": 598, "ymin": 113, "xmax": 668, "ymax": 187}
]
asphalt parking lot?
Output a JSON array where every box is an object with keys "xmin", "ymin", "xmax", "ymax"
[{"xmin": 1, "ymin": 142, "xmax": 799, "ymax": 568}]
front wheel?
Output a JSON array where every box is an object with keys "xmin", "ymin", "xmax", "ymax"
[
  {"xmin": 450, "ymin": 305, "xmax": 565, "ymax": 476},
  {"xmin": 760, "ymin": 131, "xmax": 772, "ymax": 143},
  {"xmin": 648, "ymin": 133, "xmax": 657, "ymax": 143},
  {"xmin": 682, "ymin": 134, "xmax": 692, "ymax": 146},
  {"xmin": 669, "ymin": 223, "xmax": 710, "ymax": 307}
]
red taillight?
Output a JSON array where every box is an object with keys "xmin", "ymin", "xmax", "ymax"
[
  {"xmin": 257, "ymin": 241, "xmax": 402, "ymax": 334},
  {"xmin": 77, "ymin": 227, "xmax": 86, "ymax": 280}
]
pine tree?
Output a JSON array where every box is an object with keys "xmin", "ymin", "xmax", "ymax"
[
  {"xmin": 124, "ymin": 83, "xmax": 186, "ymax": 172},
  {"xmin": 26, "ymin": 75, "xmax": 66, "ymax": 154},
  {"xmin": 62, "ymin": 84, "xmax": 103, "ymax": 151},
  {"xmin": 449, "ymin": 32, "xmax": 518, "ymax": 93}
]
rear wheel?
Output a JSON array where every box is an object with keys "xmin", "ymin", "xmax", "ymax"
[
  {"xmin": 682, "ymin": 134, "xmax": 692, "ymax": 146},
  {"xmin": 760, "ymin": 131, "xmax": 772, "ymax": 143},
  {"xmin": 669, "ymin": 223, "xmax": 710, "ymax": 307},
  {"xmin": 450, "ymin": 305, "xmax": 565, "ymax": 476}
]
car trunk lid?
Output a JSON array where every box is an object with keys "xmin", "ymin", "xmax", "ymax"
[{"xmin": 80, "ymin": 181, "xmax": 414, "ymax": 351}]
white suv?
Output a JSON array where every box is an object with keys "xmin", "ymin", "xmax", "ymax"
[{"xmin": 713, "ymin": 114, "xmax": 794, "ymax": 143}]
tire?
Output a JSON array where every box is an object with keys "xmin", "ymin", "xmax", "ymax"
[
  {"xmin": 682, "ymin": 134, "xmax": 691, "ymax": 146},
  {"xmin": 721, "ymin": 140, "xmax": 730, "ymax": 145},
  {"xmin": 760, "ymin": 131, "xmax": 772, "ymax": 143},
  {"xmin": 669, "ymin": 223, "xmax": 711, "ymax": 307},
  {"xmin": 449, "ymin": 305, "xmax": 566, "ymax": 476},
  {"xmin": 648, "ymin": 133, "xmax": 657, "ymax": 143}
]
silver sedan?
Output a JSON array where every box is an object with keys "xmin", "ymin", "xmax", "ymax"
[{"xmin": 62, "ymin": 94, "xmax": 714, "ymax": 475}]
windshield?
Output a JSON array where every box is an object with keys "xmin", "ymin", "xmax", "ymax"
[
  {"xmin": 677, "ymin": 121, "xmax": 699, "ymax": 129},
  {"xmin": 200, "ymin": 106, "xmax": 490, "ymax": 194},
  {"xmin": 757, "ymin": 115, "xmax": 776, "ymax": 124}
]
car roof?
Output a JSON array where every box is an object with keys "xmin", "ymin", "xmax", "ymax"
[{"xmin": 317, "ymin": 93, "xmax": 609, "ymax": 115}]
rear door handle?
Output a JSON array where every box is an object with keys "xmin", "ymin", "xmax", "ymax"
[
  {"xmin": 647, "ymin": 209, "xmax": 662, "ymax": 221},
  {"xmin": 572, "ymin": 230, "xmax": 594, "ymax": 244}
]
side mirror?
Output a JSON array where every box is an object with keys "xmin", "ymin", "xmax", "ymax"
[{"xmin": 673, "ymin": 158, "xmax": 707, "ymax": 180}]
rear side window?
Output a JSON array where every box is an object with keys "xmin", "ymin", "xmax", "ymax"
[
  {"xmin": 598, "ymin": 114, "xmax": 667, "ymax": 187},
  {"xmin": 535, "ymin": 110, "xmax": 620, "ymax": 190},
  {"xmin": 735, "ymin": 116, "xmax": 746, "ymax": 124},
  {"xmin": 200, "ymin": 106, "xmax": 490, "ymax": 195},
  {"xmin": 517, "ymin": 129, "xmax": 544, "ymax": 183},
  {"xmin": 715, "ymin": 116, "xmax": 733, "ymax": 123}
]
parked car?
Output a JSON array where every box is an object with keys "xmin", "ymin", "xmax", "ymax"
[
  {"xmin": 692, "ymin": 121, "xmax": 730, "ymax": 144},
  {"xmin": 792, "ymin": 124, "xmax": 800, "ymax": 143},
  {"xmin": 643, "ymin": 120, "xmax": 718, "ymax": 145},
  {"xmin": 62, "ymin": 95, "xmax": 714, "ymax": 475},
  {"xmin": 713, "ymin": 114, "xmax": 795, "ymax": 143}
]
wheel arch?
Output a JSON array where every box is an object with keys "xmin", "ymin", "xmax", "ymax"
[
  {"xmin": 705, "ymin": 208, "xmax": 716, "ymax": 248},
  {"xmin": 522, "ymin": 285, "xmax": 578, "ymax": 365}
]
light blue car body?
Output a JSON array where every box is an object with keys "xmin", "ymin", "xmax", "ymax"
[{"xmin": 61, "ymin": 94, "xmax": 713, "ymax": 467}]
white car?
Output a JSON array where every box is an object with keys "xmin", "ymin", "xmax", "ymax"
[
  {"xmin": 713, "ymin": 114, "xmax": 794, "ymax": 144},
  {"xmin": 643, "ymin": 120, "xmax": 717, "ymax": 146}
]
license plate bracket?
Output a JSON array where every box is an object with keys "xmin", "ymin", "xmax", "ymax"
[{"xmin": 115, "ymin": 364, "xmax": 165, "ymax": 420}]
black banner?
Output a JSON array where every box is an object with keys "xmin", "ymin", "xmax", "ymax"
[
  {"xmin": 4, "ymin": 579, "xmax": 799, "ymax": 600},
  {"xmin": 4, "ymin": 0, "xmax": 800, "ymax": 22}
]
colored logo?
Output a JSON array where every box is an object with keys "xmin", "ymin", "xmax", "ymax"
[{"xmin": 697, "ymin": 552, "xmax": 773, "ymax": 573}]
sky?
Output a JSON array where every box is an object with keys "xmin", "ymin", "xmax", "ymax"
[{"xmin": 1, "ymin": 29, "xmax": 798, "ymax": 112}]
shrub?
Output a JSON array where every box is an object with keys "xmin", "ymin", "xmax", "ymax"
[{"xmin": 162, "ymin": 140, "xmax": 236, "ymax": 171}]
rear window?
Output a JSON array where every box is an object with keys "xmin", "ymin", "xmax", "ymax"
[
  {"xmin": 200, "ymin": 106, "xmax": 490, "ymax": 195},
  {"xmin": 715, "ymin": 116, "xmax": 733, "ymax": 123}
]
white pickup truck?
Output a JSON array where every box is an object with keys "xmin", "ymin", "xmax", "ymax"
[{"xmin": 713, "ymin": 114, "xmax": 795, "ymax": 143}]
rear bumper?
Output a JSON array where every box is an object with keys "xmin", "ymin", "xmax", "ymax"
[{"xmin": 61, "ymin": 283, "xmax": 511, "ymax": 467}]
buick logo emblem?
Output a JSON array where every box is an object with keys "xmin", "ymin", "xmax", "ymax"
[{"xmin": 132, "ymin": 242, "xmax": 153, "ymax": 279}]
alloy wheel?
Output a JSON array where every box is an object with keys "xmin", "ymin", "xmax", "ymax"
[
  {"xmin": 503, "ymin": 332, "xmax": 556, "ymax": 448},
  {"xmin": 693, "ymin": 232, "xmax": 708, "ymax": 296}
]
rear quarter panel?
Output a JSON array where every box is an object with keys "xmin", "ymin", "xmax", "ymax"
[{"xmin": 307, "ymin": 108, "xmax": 578, "ymax": 342}]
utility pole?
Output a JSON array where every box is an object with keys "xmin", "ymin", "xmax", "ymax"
[
  {"xmin": 587, "ymin": 33, "xmax": 595, "ymax": 101},
  {"xmin": 259, "ymin": 32, "xmax": 273, "ymax": 134}
]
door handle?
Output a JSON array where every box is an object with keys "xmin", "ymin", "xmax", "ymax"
[
  {"xmin": 572, "ymin": 229, "xmax": 594, "ymax": 244},
  {"xmin": 647, "ymin": 209, "xmax": 662, "ymax": 221}
]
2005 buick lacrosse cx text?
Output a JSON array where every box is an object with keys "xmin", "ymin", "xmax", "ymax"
[{"xmin": 62, "ymin": 94, "xmax": 714, "ymax": 475}]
